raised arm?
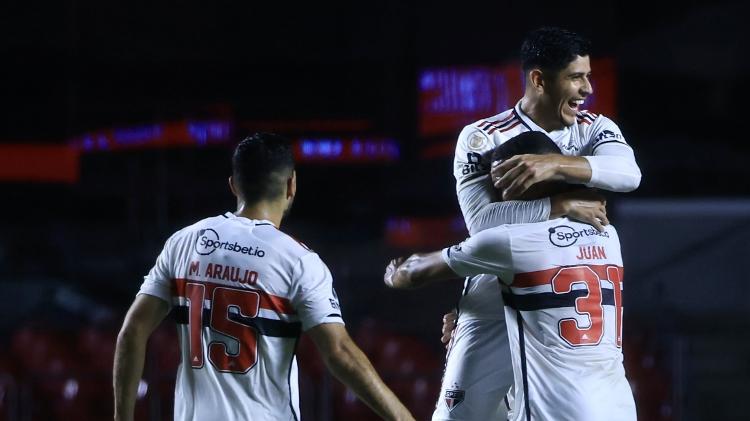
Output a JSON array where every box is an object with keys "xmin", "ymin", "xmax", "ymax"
[
  {"xmin": 113, "ymin": 294, "xmax": 170, "ymax": 421},
  {"xmin": 307, "ymin": 323, "xmax": 415, "ymax": 421},
  {"xmin": 383, "ymin": 252, "xmax": 458, "ymax": 289}
]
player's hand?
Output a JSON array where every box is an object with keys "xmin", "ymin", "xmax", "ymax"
[
  {"xmin": 384, "ymin": 257, "xmax": 406, "ymax": 288},
  {"xmin": 441, "ymin": 310, "xmax": 457, "ymax": 348},
  {"xmin": 551, "ymin": 189, "xmax": 609, "ymax": 232},
  {"xmin": 492, "ymin": 154, "xmax": 565, "ymax": 200}
]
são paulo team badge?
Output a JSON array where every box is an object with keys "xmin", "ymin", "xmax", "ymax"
[{"xmin": 444, "ymin": 388, "xmax": 465, "ymax": 412}]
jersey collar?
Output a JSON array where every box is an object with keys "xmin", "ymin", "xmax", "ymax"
[
  {"xmin": 514, "ymin": 100, "xmax": 570, "ymax": 138},
  {"xmin": 223, "ymin": 212, "xmax": 277, "ymax": 227}
]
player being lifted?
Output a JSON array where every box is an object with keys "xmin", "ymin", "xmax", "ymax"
[
  {"xmin": 113, "ymin": 133, "xmax": 414, "ymax": 421},
  {"xmin": 385, "ymin": 132, "xmax": 637, "ymax": 421},
  {"xmin": 431, "ymin": 27, "xmax": 641, "ymax": 421}
]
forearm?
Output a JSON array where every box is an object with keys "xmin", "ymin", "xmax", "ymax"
[
  {"xmin": 458, "ymin": 180, "xmax": 550, "ymax": 234},
  {"xmin": 325, "ymin": 343, "xmax": 412, "ymax": 420},
  {"xmin": 392, "ymin": 252, "xmax": 456, "ymax": 289},
  {"xmin": 555, "ymin": 155, "xmax": 593, "ymax": 184},
  {"xmin": 467, "ymin": 198, "xmax": 550, "ymax": 234},
  {"xmin": 583, "ymin": 153, "xmax": 641, "ymax": 192},
  {"xmin": 113, "ymin": 329, "xmax": 148, "ymax": 421}
]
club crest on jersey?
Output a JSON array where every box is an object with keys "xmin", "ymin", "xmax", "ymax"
[
  {"xmin": 468, "ymin": 133, "xmax": 487, "ymax": 151},
  {"xmin": 444, "ymin": 388, "xmax": 465, "ymax": 412}
]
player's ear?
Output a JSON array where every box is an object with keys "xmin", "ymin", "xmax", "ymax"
[
  {"xmin": 228, "ymin": 176, "xmax": 239, "ymax": 197},
  {"xmin": 529, "ymin": 69, "xmax": 545, "ymax": 92},
  {"xmin": 287, "ymin": 171, "xmax": 296, "ymax": 199}
]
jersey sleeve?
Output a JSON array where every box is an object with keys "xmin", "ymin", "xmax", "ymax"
[
  {"xmin": 582, "ymin": 115, "xmax": 642, "ymax": 192},
  {"xmin": 454, "ymin": 126, "xmax": 494, "ymax": 189},
  {"xmin": 138, "ymin": 235, "xmax": 175, "ymax": 307},
  {"xmin": 441, "ymin": 227, "xmax": 513, "ymax": 277},
  {"xmin": 455, "ymin": 126, "xmax": 550, "ymax": 234},
  {"xmin": 290, "ymin": 253, "xmax": 344, "ymax": 331}
]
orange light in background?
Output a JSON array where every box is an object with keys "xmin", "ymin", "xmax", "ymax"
[{"xmin": 0, "ymin": 144, "xmax": 80, "ymax": 183}]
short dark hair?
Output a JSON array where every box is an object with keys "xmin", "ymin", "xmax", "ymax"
[
  {"xmin": 521, "ymin": 27, "xmax": 591, "ymax": 75},
  {"xmin": 232, "ymin": 132, "xmax": 295, "ymax": 204},
  {"xmin": 491, "ymin": 131, "xmax": 562, "ymax": 163}
]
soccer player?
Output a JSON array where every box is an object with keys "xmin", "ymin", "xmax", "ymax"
[
  {"xmin": 433, "ymin": 27, "xmax": 641, "ymax": 420},
  {"xmin": 113, "ymin": 133, "xmax": 414, "ymax": 421},
  {"xmin": 385, "ymin": 132, "xmax": 637, "ymax": 421}
]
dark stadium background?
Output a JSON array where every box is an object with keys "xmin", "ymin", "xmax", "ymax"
[{"xmin": 1, "ymin": 0, "xmax": 748, "ymax": 420}]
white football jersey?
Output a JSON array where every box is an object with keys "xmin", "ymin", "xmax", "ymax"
[
  {"xmin": 443, "ymin": 218, "xmax": 636, "ymax": 421},
  {"xmin": 138, "ymin": 212, "xmax": 343, "ymax": 421},
  {"xmin": 452, "ymin": 100, "xmax": 636, "ymax": 322},
  {"xmin": 454, "ymin": 100, "xmax": 631, "ymax": 192}
]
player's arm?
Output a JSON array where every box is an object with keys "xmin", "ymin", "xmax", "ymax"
[
  {"xmin": 455, "ymin": 128, "xmax": 553, "ymax": 233},
  {"xmin": 383, "ymin": 252, "xmax": 457, "ymax": 289},
  {"xmin": 455, "ymin": 128, "xmax": 607, "ymax": 234},
  {"xmin": 292, "ymin": 254, "xmax": 414, "ymax": 420},
  {"xmin": 385, "ymin": 227, "xmax": 512, "ymax": 290},
  {"xmin": 493, "ymin": 154, "xmax": 592, "ymax": 200},
  {"xmin": 581, "ymin": 116, "xmax": 641, "ymax": 192},
  {"xmin": 113, "ymin": 294, "xmax": 170, "ymax": 421},
  {"xmin": 308, "ymin": 323, "xmax": 415, "ymax": 421},
  {"xmin": 492, "ymin": 117, "xmax": 641, "ymax": 199}
]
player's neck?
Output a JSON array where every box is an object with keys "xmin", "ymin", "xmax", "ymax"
[
  {"xmin": 520, "ymin": 95, "xmax": 562, "ymax": 132},
  {"xmin": 235, "ymin": 199, "xmax": 284, "ymax": 227}
]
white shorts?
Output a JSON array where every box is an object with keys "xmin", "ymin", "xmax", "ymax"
[{"xmin": 432, "ymin": 318, "xmax": 514, "ymax": 421}]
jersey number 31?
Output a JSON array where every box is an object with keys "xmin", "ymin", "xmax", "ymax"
[{"xmin": 551, "ymin": 265, "xmax": 623, "ymax": 347}]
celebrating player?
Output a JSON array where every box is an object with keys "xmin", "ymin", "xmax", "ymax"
[
  {"xmin": 386, "ymin": 132, "xmax": 637, "ymax": 421},
  {"xmin": 434, "ymin": 27, "xmax": 641, "ymax": 421},
  {"xmin": 113, "ymin": 133, "xmax": 414, "ymax": 421}
]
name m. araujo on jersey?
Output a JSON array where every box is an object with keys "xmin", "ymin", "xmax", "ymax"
[{"xmin": 138, "ymin": 212, "xmax": 342, "ymax": 421}]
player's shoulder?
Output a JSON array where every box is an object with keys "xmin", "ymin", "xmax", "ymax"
[
  {"xmin": 456, "ymin": 109, "xmax": 524, "ymax": 157},
  {"xmin": 464, "ymin": 108, "xmax": 520, "ymax": 137},
  {"xmin": 576, "ymin": 111, "xmax": 622, "ymax": 136},
  {"xmin": 575, "ymin": 109, "xmax": 601, "ymax": 127},
  {"xmin": 166, "ymin": 214, "xmax": 227, "ymax": 244},
  {"xmin": 470, "ymin": 224, "xmax": 514, "ymax": 247},
  {"xmin": 252, "ymin": 224, "xmax": 315, "ymax": 261}
]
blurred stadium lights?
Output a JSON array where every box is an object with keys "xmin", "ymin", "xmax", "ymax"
[
  {"xmin": 0, "ymin": 120, "xmax": 400, "ymax": 183},
  {"xmin": 385, "ymin": 216, "xmax": 467, "ymax": 248},
  {"xmin": 418, "ymin": 59, "xmax": 617, "ymax": 158},
  {"xmin": 296, "ymin": 137, "xmax": 400, "ymax": 163}
]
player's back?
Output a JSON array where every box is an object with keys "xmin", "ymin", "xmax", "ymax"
[
  {"xmin": 500, "ymin": 219, "xmax": 635, "ymax": 421},
  {"xmin": 141, "ymin": 212, "xmax": 342, "ymax": 421}
]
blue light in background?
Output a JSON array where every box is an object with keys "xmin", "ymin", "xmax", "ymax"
[
  {"xmin": 421, "ymin": 69, "xmax": 495, "ymax": 114},
  {"xmin": 81, "ymin": 136, "xmax": 95, "ymax": 151},
  {"xmin": 300, "ymin": 138, "xmax": 343, "ymax": 158},
  {"xmin": 300, "ymin": 138, "xmax": 399, "ymax": 161},
  {"xmin": 113, "ymin": 125, "xmax": 162, "ymax": 145},
  {"xmin": 187, "ymin": 121, "xmax": 231, "ymax": 145},
  {"xmin": 97, "ymin": 135, "xmax": 109, "ymax": 150},
  {"xmin": 386, "ymin": 218, "xmax": 412, "ymax": 234}
]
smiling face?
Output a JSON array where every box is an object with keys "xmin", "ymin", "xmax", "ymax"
[{"xmin": 541, "ymin": 55, "xmax": 593, "ymax": 129}]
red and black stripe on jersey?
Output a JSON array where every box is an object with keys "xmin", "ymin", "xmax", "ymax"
[
  {"xmin": 502, "ymin": 264, "xmax": 622, "ymax": 311},
  {"xmin": 171, "ymin": 278, "xmax": 302, "ymax": 338},
  {"xmin": 478, "ymin": 113, "xmax": 521, "ymax": 135},
  {"xmin": 576, "ymin": 111, "xmax": 598, "ymax": 125}
]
